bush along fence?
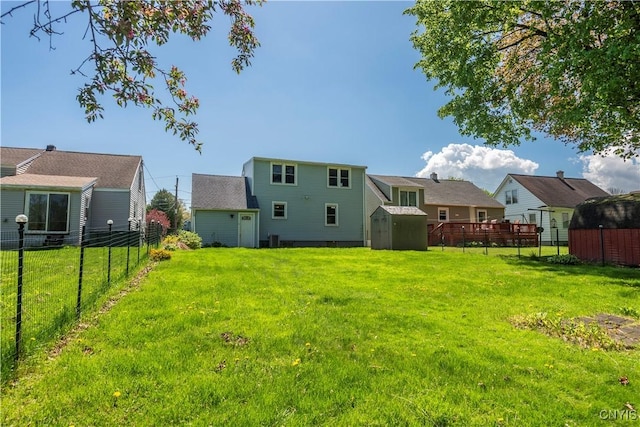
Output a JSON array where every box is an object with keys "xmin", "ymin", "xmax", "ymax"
[{"xmin": 0, "ymin": 219, "xmax": 165, "ymax": 382}]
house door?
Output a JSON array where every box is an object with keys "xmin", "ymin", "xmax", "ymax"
[{"xmin": 238, "ymin": 213, "xmax": 255, "ymax": 248}]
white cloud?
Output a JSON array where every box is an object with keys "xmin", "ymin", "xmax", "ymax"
[
  {"xmin": 416, "ymin": 143, "xmax": 539, "ymax": 191},
  {"xmin": 579, "ymin": 153, "xmax": 640, "ymax": 193}
]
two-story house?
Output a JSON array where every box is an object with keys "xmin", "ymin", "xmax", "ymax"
[
  {"xmin": 0, "ymin": 145, "xmax": 146, "ymax": 246},
  {"xmin": 191, "ymin": 157, "xmax": 367, "ymax": 247},
  {"xmin": 493, "ymin": 171, "xmax": 609, "ymax": 245}
]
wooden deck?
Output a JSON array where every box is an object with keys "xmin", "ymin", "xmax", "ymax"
[{"xmin": 429, "ymin": 222, "xmax": 539, "ymax": 247}]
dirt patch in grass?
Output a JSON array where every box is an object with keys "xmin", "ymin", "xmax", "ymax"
[
  {"xmin": 511, "ymin": 312, "xmax": 640, "ymax": 350},
  {"xmin": 574, "ymin": 314, "xmax": 640, "ymax": 349}
]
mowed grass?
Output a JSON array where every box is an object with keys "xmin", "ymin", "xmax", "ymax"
[{"xmin": 2, "ymin": 248, "xmax": 639, "ymax": 426}]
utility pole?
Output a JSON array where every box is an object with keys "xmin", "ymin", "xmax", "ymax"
[{"xmin": 175, "ymin": 176, "xmax": 179, "ymax": 233}]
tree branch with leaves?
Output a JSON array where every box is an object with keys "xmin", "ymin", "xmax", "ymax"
[
  {"xmin": 406, "ymin": 0, "xmax": 640, "ymax": 159},
  {"xmin": 1, "ymin": 0, "xmax": 262, "ymax": 152}
]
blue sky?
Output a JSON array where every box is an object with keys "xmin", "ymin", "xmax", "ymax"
[{"xmin": 2, "ymin": 1, "xmax": 638, "ymax": 208}]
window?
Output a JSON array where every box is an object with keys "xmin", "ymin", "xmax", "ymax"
[
  {"xmin": 562, "ymin": 212, "xmax": 570, "ymax": 228},
  {"xmin": 400, "ymin": 190, "xmax": 417, "ymax": 207},
  {"xmin": 272, "ymin": 201, "xmax": 287, "ymax": 219},
  {"xmin": 438, "ymin": 207, "xmax": 449, "ymax": 222},
  {"xmin": 477, "ymin": 210, "xmax": 487, "ymax": 222},
  {"xmin": 505, "ymin": 189, "xmax": 518, "ymax": 205},
  {"xmin": 271, "ymin": 162, "xmax": 296, "ymax": 185},
  {"xmin": 26, "ymin": 192, "xmax": 70, "ymax": 233},
  {"xmin": 328, "ymin": 167, "xmax": 350, "ymax": 188},
  {"xmin": 529, "ymin": 213, "xmax": 537, "ymax": 224},
  {"xmin": 325, "ymin": 203, "xmax": 338, "ymax": 226}
]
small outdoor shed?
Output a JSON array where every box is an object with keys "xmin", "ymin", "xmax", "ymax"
[
  {"xmin": 569, "ymin": 194, "xmax": 640, "ymax": 266},
  {"xmin": 370, "ymin": 205, "xmax": 428, "ymax": 251}
]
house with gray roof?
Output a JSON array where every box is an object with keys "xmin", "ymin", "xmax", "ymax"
[
  {"xmin": 493, "ymin": 171, "xmax": 609, "ymax": 245},
  {"xmin": 191, "ymin": 174, "xmax": 259, "ymax": 247},
  {"xmin": 366, "ymin": 173, "xmax": 505, "ymax": 243},
  {"xmin": 1, "ymin": 145, "xmax": 145, "ymax": 245},
  {"xmin": 191, "ymin": 157, "xmax": 367, "ymax": 247}
]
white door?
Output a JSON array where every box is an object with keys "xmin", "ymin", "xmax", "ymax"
[{"xmin": 238, "ymin": 213, "xmax": 255, "ymax": 248}]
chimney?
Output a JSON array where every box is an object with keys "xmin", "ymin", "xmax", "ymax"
[
  {"xmin": 430, "ymin": 172, "xmax": 438, "ymax": 181},
  {"xmin": 556, "ymin": 170, "xmax": 565, "ymax": 179},
  {"xmin": 46, "ymin": 145, "xmax": 56, "ymax": 152}
]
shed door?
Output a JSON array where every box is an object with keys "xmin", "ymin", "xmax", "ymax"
[{"xmin": 238, "ymin": 213, "xmax": 255, "ymax": 248}]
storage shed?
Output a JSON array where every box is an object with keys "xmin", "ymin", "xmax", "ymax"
[
  {"xmin": 370, "ymin": 205, "xmax": 428, "ymax": 251},
  {"xmin": 569, "ymin": 194, "xmax": 640, "ymax": 266}
]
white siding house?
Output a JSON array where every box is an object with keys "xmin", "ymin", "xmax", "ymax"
[{"xmin": 493, "ymin": 171, "xmax": 609, "ymax": 245}]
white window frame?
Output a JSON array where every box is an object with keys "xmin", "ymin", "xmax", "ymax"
[
  {"xmin": 477, "ymin": 210, "xmax": 488, "ymax": 222},
  {"xmin": 529, "ymin": 213, "xmax": 537, "ymax": 224},
  {"xmin": 511, "ymin": 189, "xmax": 518, "ymax": 204},
  {"xmin": 270, "ymin": 162, "xmax": 297, "ymax": 185},
  {"xmin": 325, "ymin": 203, "xmax": 339, "ymax": 226},
  {"xmin": 272, "ymin": 201, "xmax": 287, "ymax": 219},
  {"xmin": 399, "ymin": 190, "xmax": 418, "ymax": 207},
  {"xmin": 438, "ymin": 207, "xmax": 449, "ymax": 222},
  {"xmin": 562, "ymin": 212, "xmax": 570, "ymax": 228},
  {"xmin": 327, "ymin": 167, "xmax": 351, "ymax": 189},
  {"xmin": 25, "ymin": 191, "xmax": 71, "ymax": 233},
  {"xmin": 505, "ymin": 189, "xmax": 518, "ymax": 205}
]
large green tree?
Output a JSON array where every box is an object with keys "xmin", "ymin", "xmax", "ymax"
[
  {"xmin": 147, "ymin": 189, "xmax": 186, "ymax": 231},
  {"xmin": 1, "ymin": 0, "xmax": 261, "ymax": 151},
  {"xmin": 406, "ymin": 0, "xmax": 640, "ymax": 159}
]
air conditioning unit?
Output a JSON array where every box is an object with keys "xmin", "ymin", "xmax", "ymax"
[{"xmin": 269, "ymin": 234, "xmax": 279, "ymax": 248}]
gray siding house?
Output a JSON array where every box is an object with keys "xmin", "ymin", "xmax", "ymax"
[
  {"xmin": 0, "ymin": 146, "xmax": 146, "ymax": 245},
  {"xmin": 192, "ymin": 157, "xmax": 367, "ymax": 247},
  {"xmin": 493, "ymin": 171, "xmax": 609, "ymax": 245}
]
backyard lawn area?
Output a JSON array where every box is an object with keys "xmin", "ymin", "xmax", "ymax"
[{"xmin": 2, "ymin": 247, "xmax": 639, "ymax": 425}]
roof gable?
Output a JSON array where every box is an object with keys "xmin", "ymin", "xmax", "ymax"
[
  {"xmin": 510, "ymin": 174, "xmax": 609, "ymax": 208},
  {"xmin": 191, "ymin": 174, "xmax": 259, "ymax": 210}
]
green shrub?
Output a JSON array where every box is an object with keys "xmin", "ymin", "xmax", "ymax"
[
  {"xmin": 150, "ymin": 249, "xmax": 172, "ymax": 261},
  {"xmin": 547, "ymin": 254, "xmax": 581, "ymax": 265},
  {"xmin": 177, "ymin": 230, "xmax": 202, "ymax": 249}
]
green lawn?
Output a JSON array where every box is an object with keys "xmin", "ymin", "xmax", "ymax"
[{"xmin": 2, "ymin": 248, "xmax": 639, "ymax": 426}]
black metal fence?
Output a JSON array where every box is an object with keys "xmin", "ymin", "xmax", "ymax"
[{"xmin": 0, "ymin": 222, "xmax": 164, "ymax": 382}]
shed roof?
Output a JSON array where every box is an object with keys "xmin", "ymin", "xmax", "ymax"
[
  {"xmin": 376, "ymin": 205, "xmax": 428, "ymax": 216},
  {"xmin": 570, "ymin": 194, "xmax": 640, "ymax": 229},
  {"xmin": 509, "ymin": 174, "xmax": 609, "ymax": 208},
  {"xmin": 0, "ymin": 174, "xmax": 97, "ymax": 190},
  {"xmin": 191, "ymin": 174, "xmax": 259, "ymax": 210}
]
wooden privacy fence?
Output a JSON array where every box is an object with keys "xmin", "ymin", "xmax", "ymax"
[{"xmin": 569, "ymin": 228, "xmax": 640, "ymax": 266}]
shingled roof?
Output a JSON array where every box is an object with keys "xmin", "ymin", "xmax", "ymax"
[
  {"xmin": 0, "ymin": 147, "xmax": 44, "ymax": 168},
  {"xmin": 509, "ymin": 174, "xmax": 609, "ymax": 208},
  {"xmin": 191, "ymin": 174, "xmax": 259, "ymax": 210},
  {"xmin": 1, "ymin": 146, "xmax": 142, "ymax": 189},
  {"xmin": 368, "ymin": 174, "xmax": 503, "ymax": 208}
]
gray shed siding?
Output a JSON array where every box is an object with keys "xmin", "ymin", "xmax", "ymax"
[
  {"xmin": 370, "ymin": 207, "xmax": 428, "ymax": 251},
  {"xmin": 89, "ymin": 190, "xmax": 131, "ymax": 230},
  {"xmin": 193, "ymin": 210, "xmax": 241, "ymax": 247},
  {"xmin": 250, "ymin": 159, "xmax": 366, "ymax": 246}
]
